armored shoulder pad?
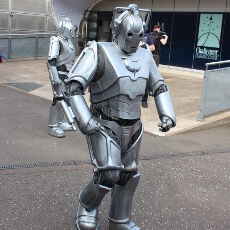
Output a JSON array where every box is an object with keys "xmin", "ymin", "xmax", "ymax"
[
  {"xmin": 48, "ymin": 36, "xmax": 60, "ymax": 60},
  {"xmin": 67, "ymin": 41, "xmax": 98, "ymax": 92}
]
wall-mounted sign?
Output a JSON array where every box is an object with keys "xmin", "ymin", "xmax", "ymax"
[{"xmin": 195, "ymin": 14, "xmax": 223, "ymax": 60}]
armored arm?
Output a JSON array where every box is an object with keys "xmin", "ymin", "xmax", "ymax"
[
  {"xmin": 148, "ymin": 52, "xmax": 176, "ymax": 132},
  {"xmin": 64, "ymin": 41, "xmax": 101, "ymax": 135},
  {"xmin": 47, "ymin": 36, "xmax": 61, "ymax": 85}
]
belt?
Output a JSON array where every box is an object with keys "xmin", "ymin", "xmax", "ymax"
[{"xmin": 95, "ymin": 118, "xmax": 141, "ymax": 141}]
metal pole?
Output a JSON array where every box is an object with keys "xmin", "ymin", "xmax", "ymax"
[
  {"xmin": 8, "ymin": 36, "xmax": 11, "ymax": 59},
  {"xmin": 9, "ymin": 0, "xmax": 11, "ymax": 59},
  {"xmin": 35, "ymin": 36, "xmax": 38, "ymax": 59},
  {"xmin": 219, "ymin": 0, "xmax": 228, "ymax": 66},
  {"xmin": 150, "ymin": 0, "xmax": 154, "ymax": 32},
  {"xmin": 168, "ymin": 0, "xmax": 175, "ymax": 67},
  {"xmin": 192, "ymin": 0, "xmax": 201, "ymax": 70}
]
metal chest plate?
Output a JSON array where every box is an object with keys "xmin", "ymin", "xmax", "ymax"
[
  {"xmin": 90, "ymin": 42, "xmax": 151, "ymax": 100},
  {"xmin": 56, "ymin": 37, "xmax": 75, "ymax": 71}
]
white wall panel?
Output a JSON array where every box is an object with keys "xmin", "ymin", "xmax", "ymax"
[
  {"xmin": 48, "ymin": 17, "xmax": 57, "ymax": 31},
  {"xmin": 52, "ymin": 0, "xmax": 229, "ymax": 29},
  {"xmin": 132, "ymin": 0, "xmax": 153, "ymax": 9},
  {"xmin": 151, "ymin": 0, "xmax": 174, "ymax": 12},
  {"xmin": 11, "ymin": 15, "xmax": 46, "ymax": 31},
  {"xmin": 93, "ymin": 0, "xmax": 174, "ymax": 11},
  {"xmin": 227, "ymin": 0, "xmax": 230, "ymax": 12},
  {"xmin": 175, "ymin": 0, "xmax": 199, "ymax": 12},
  {"xmin": 53, "ymin": 0, "xmax": 97, "ymax": 26},
  {"xmin": 199, "ymin": 0, "xmax": 227, "ymax": 12},
  {"xmin": 92, "ymin": 0, "xmax": 133, "ymax": 11},
  {"xmin": 0, "ymin": 13, "xmax": 9, "ymax": 29},
  {"xmin": 0, "ymin": 0, "xmax": 9, "ymax": 11},
  {"xmin": 11, "ymin": 0, "xmax": 47, "ymax": 14}
]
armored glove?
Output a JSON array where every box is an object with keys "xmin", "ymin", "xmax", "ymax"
[{"xmin": 158, "ymin": 116, "xmax": 173, "ymax": 132}]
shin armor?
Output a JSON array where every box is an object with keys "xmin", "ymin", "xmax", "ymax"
[
  {"xmin": 109, "ymin": 174, "xmax": 141, "ymax": 230},
  {"xmin": 76, "ymin": 179, "xmax": 111, "ymax": 230}
]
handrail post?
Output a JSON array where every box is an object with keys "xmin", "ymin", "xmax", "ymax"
[
  {"xmin": 35, "ymin": 35, "xmax": 38, "ymax": 60},
  {"xmin": 8, "ymin": 36, "xmax": 11, "ymax": 60},
  {"xmin": 198, "ymin": 60, "xmax": 230, "ymax": 121}
]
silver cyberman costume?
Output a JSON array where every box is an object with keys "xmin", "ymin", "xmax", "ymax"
[
  {"xmin": 64, "ymin": 4, "xmax": 176, "ymax": 230},
  {"xmin": 47, "ymin": 18, "xmax": 76, "ymax": 138}
]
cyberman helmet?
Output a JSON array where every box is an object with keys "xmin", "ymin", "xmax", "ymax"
[
  {"xmin": 111, "ymin": 4, "xmax": 151, "ymax": 54},
  {"xmin": 58, "ymin": 18, "xmax": 74, "ymax": 39}
]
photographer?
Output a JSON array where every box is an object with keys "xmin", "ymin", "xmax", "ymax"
[
  {"xmin": 151, "ymin": 25, "xmax": 168, "ymax": 67},
  {"xmin": 139, "ymin": 33, "xmax": 155, "ymax": 108},
  {"xmin": 139, "ymin": 32, "xmax": 155, "ymax": 51}
]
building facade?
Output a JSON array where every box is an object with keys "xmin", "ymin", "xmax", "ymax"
[
  {"xmin": 84, "ymin": 0, "xmax": 230, "ymax": 70},
  {"xmin": 0, "ymin": 0, "xmax": 56, "ymax": 58},
  {"xmin": 1, "ymin": 0, "xmax": 229, "ymax": 70}
]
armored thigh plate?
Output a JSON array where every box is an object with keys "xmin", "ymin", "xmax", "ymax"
[
  {"xmin": 121, "ymin": 123, "xmax": 144, "ymax": 171},
  {"xmin": 87, "ymin": 129, "xmax": 124, "ymax": 172},
  {"xmin": 87, "ymin": 120, "xmax": 143, "ymax": 172}
]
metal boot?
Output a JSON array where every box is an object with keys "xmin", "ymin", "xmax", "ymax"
[
  {"xmin": 58, "ymin": 106, "xmax": 73, "ymax": 131},
  {"xmin": 76, "ymin": 179, "xmax": 111, "ymax": 230},
  {"xmin": 109, "ymin": 174, "xmax": 140, "ymax": 230},
  {"xmin": 48, "ymin": 105, "xmax": 65, "ymax": 138}
]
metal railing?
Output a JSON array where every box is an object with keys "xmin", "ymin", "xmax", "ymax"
[
  {"xmin": 198, "ymin": 60, "xmax": 230, "ymax": 121},
  {"xmin": 0, "ymin": 32, "xmax": 85, "ymax": 60}
]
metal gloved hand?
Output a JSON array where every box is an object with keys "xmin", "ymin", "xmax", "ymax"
[
  {"xmin": 158, "ymin": 116, "xmax": 173, "ymax": 132},
  {"xmin": 85, "ymin": 117, "xmax": 102, "ymax": 135}
]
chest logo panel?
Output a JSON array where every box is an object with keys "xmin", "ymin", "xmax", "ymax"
[{"xmin": 122, "ymin": 56, "xmax": 141, "ymax": 80}]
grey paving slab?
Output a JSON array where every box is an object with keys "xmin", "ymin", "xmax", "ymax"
[{"xmin": 0, "ymin": 152, "xmax": 230, "ymax": 230}]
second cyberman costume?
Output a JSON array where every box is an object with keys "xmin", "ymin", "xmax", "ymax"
[
  {"xmin": 64, "ymin": 5, "xmax": 176, "ymax": 230},
  {"xmin": 47, "ymin": 18, "xmax": 76, "ymax": 138}
]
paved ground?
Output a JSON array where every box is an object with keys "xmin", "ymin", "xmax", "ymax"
[
  {"xmin": 1, "ymin": 84, "xmax": 230, "ymax": 165},
  {"xmin": 1, "ymin": 153, "xmax": 230, "ymax": 230},
  {"xmin": 1, "ymin": 58, "xmax": 230, "ymax": 136},
  {"xmin": 0, "ymin": 83, "xmax": 230, "ymax": 230}
]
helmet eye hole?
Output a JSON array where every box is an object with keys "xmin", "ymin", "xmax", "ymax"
[
  {"xmin": 139, "ymin": 33, "xmax": 143, "ymax": 37},
  {"xmin": 128, "ymin": 32, "xmax": 133, "ymax": 37}
]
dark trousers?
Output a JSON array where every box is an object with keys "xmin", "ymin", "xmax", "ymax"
[
  {"xmin": 142, "ymin": 55, "xmax": 160, "ymax": 103},
  {"xmin": 153, "ymin": 55, "xmax": 160, "ymax": 67}
]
